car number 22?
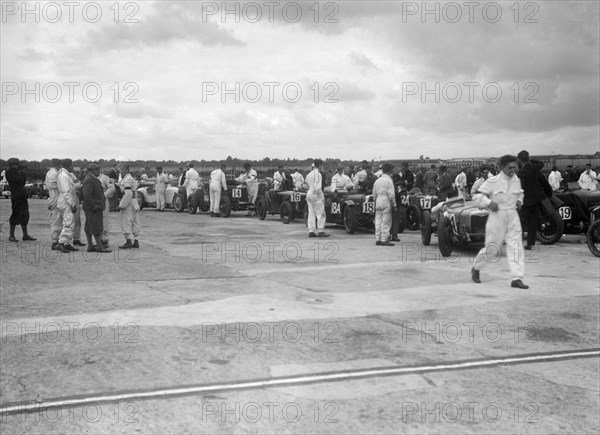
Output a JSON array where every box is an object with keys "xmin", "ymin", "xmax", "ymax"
[
  {"xmin": 291, "ymin": 192, "xmax": 302, "ymax": 202},
  {"xmin": 558, "ymin": 206, "xmax": 571, "ymax": 220},
  {"xmin": 232, "ymin": 188, "xmax": 242, "ymax": 198}
]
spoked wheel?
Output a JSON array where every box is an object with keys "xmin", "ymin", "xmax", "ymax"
[
  {"xmin": 438, "ymin": 216, "xmax": 455, "ymax": 257},
  {"xmin": 587, "ymin": 219, "xmax": 600, "ymax": 257},
  {"xmin": 406, "ymin": 205, "xmax": 420, "ymax": 231},
  {"xmin": 421, "ymin": 210, "xmax": 432, "ymax": 245},
  {"xmin": 280, "ymin": 201, "xmax": 294, "ymax": 224},
  {"xmin": 537, "ymin": 211, "xmax": 564, "ymax": 245}
]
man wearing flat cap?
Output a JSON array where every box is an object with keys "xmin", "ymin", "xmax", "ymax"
[
  {"xmin": 44, "ymin": 158, "xmax": 62, "ymax": 249},
  {"xmin": 55, "ymin": 158, "xmax": 79, "ymax": 252},
  {"xmin": 5, "ymin": 158, "xmax": 36, "ymax": 242},
  {"xmin": 82, "ymin": 163, "xmax": 111, "ymax": 252}
]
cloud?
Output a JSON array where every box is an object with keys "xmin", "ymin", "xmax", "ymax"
[{"xmin": 348, "ymin": 51, "xmax": 378, "ymax": 71}]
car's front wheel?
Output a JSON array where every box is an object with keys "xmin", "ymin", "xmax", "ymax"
[
  {"xmin": 280, "ymin": 201, "xmax": 294, "ymax": 224},
  {"xmin": 172, "ymin": 194, "xmax": 184, "ymax": 213},
  {"xmin": 421, "ymin": 210, "xmax": 432, "ymax": 245},
  {"xmin": 587, "ymin": 219, "xmax": 600, "ymax": 257},
  {"xmin": 188, "ymin": 194, "xmax": 197, "ymax": 214},
  {"xmin": 438, "ymin": 216, "xmax": 455, "ymax": 257},
  {"xmin": 343, "ymin": 206, "xmax": 357, "ymax": 234},
  {"xmin": 537, "ymin": 211, "xmax": 564, "ymax": 245},
  {"xmin": 256, "ymin": 197, "xmax": 268, "ymax": 220},
  {"xmin": 406, "ymin": 205, "xmax": 420, "ymax": 230},
  {"xmin": 135, "ymin": 192, "xmax": 144, "ymax": 210},
  {"xmin": 220, "ymin": 195, "xmax": 232, "ymax": 217}
]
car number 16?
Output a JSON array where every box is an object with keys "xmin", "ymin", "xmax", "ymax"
[{"xmin": 291, "ymin": 192, "xmax": 302, "ymax": 202}]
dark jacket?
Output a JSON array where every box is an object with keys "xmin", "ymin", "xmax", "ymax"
[
  {"xmin": 519, "ymin": 160, "xmax": 552, "ymax": 206},
  {"xmin": 5, "ymin": 167, "xmax": 27, "ymax": 199},
  {"xmin": 438, "ymin": 172, "xmax": 456, "ymax": 200},
  {"xmin": 82, "ymin": 174, "xmax": 106, "ymax": 212}
]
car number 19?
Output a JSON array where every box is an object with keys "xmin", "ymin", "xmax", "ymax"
[{"xmin": 558, "ymin": 206, "xmax": 571, "ymax": 220}]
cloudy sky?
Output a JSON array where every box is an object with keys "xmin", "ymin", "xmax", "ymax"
[{"xmin": 2, "ymin": 0, "xmax": 599, "ymax": 161}]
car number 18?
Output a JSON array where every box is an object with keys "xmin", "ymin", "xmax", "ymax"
[{"xmin": 363, "ymin": 202, "xmax": 375, "ymax": 214}]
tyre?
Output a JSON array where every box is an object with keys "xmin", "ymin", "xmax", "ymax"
[
  {"xmin": 406, "ymin": 205, "xmax": 420, "ymax": 231},
  {"xmin": 172, "ymin": 194, "xmax": 184, "ymax": 213},
  {"xmin": 188, "ymin": 194, "xmax": 197, "ymax": 214},
  {"xmin": 438, "ymin": 216, "xmax": 454, "ymax": 257},
  {"xmin": 256, "ymin": 197, "xmax": 268, "ymax": 220},
  {"xmin": 421, "ymin": 210, "xmax": 432, "ymax": 246},
  {"xmin": 280, "ymin": 201, "xmax": 294, "ymax": 224},
  {"xmin": 220, "ymin": 195, "xmax": 231, "ymax": 218},
  {"xmin": 343, "ymin": 205, "xmax": 357, "ymax": 234},
  {"xmin": 397, "ymin": 208, "xmax": 405, "ymax": 234},
  {"xmin": 136, "ymin": 192, "xmax": 144, "ymax": 210},
  {"xmin": 537, "ymin": 211, "xmax": 564, "ymax": 245},
  {"xmin": 586, "ymin": 220, "xmax": 600, "ymax": 257}
]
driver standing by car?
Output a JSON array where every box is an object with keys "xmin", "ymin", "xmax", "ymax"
[
  {"xmin": 236, "ymin": 162, "xmax": 259, "ymax": 215},
  {"xmin": 5, "ymin": 158, "xmax": 36, "ymax": 242},
  {"xmin": 373, "ymin": 163, "xmax": 397, "ymax": 246},
  {"xmin": 471, "ymin": 154, "xmax": 528, "ymax": 289},
  {"xmin": 578, "ymin": 163, "xmax": 599, "ymax": 191},
  {"xmin": 210, "ymin": 164, "xmax": 228, "ymax": 217},
  {"xmin": 306, "ymin": 159, "xmax": 330, "ymax": 238},
  {"xmin": 330, "ymin": 166, "xmax": 353, "ymax": 190},
  {"xmin": 155, "ymin": 166, "xmax": 169, "ymax": 212},
  {"xmin": 183, "ymin": 162, "xmax": 201, "ymax": 199}
]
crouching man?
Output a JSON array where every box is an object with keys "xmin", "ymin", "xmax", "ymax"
[{"xmin": 471, "ymin": 155, "xmax": 528, "ymax": 289}]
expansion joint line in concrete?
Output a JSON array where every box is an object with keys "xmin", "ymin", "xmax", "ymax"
[{"xmin": 1, "ymin": 348, "xmax": 598, "ymax": 415}]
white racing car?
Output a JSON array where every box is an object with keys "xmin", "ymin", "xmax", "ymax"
[{"xmin": 135, "ymin": 182, "xmax": 179, "ymax": 210}]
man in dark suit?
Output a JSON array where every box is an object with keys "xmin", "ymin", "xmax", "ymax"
[
  {"xmin": 5, "ymin": 158, "xmax": 36, "ymax": 242},
  {"xmin": 517, "ymin": 150, "xmax": 553, "ymax": 250},
  {"xmin": 82, "ymin": 163, "xmax": 111, "ymax": 253},
  {"xmin": 437, "ymin": 165, "xmax": 456, "ymax": 200}
]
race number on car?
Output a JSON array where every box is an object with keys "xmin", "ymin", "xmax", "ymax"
[
  {"xmin": 291, "ymin": 192, "xmax": 302, "ymax": 202},
  {"xmin": 420, "ymin": 196, "xmax": 432, "ymax": 209},
  {"xmin": 363, "ymin": 197, "xmax": 375, "ymax": 214},
  {"xmin": 400, "ymin": 195, "xmax": 409, "ymax": 206},
  {"xmin": 558, "ymin": 206, "xmax": 571, "ymax": 220},
  {"xmin": 232, "ymin": 188, "xmax": 242, "ymax": 198}
]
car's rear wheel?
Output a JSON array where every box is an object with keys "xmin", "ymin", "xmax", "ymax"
[
  {"xmin": 172, "ymin": 194, "xmax": 184, "ymax": 213},
  {"xmin": 406, "ymin": 205, "xmax": 420, "ymax": 230},
  {"xmin": 220, "ymin": 195, "xmax": 231, "ymax": 218},
  {"xmin": 421, "ymin": 210, "xmax": 432, "ymax": 245},
  {"xmin": 438, "ymin": 216, "xmax": 454, "ymax": 257},
  {"xmin": 537, "ymin": 211, "xmax": 564, "ymax": 245},
  {"xmin": 586, "ymin": 219, "xmax": 600, "ymax": 257},
  {"xmin": 280, "ymin": 201, "xmax": 294, "ymax": 224},
  {"xmin": 343, "ymin": 206, "xmax": 357, "ymax": 234},
  {"xmin": 256, "ymin": 197, "xmax": 268, "ymax": 220}
]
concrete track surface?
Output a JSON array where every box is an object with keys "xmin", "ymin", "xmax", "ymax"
[{"xmin": 1, "ymin": 198, "xmax": 598, "ymax": 434}]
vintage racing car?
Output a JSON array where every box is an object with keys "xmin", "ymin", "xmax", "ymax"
[
  {"xmin": 256, "ymin": 179, "xmax": 307, "ymax": 224},
  {"xmin": 321, "ymin": 187, "xmax": 376, "ymax": 234},
  {"xmin": 587, "ymin": 205, "xmax": 600, "ymax": 257},
  {"xmin": 422, "ymin": 197, "xmax": 488, "ymax": 257},
  {"xmin": 215, "ymin": 180, "xmax": 268, "ymax": 217},
  {"xmin": 137, "ymin": 182, "xmax": 181, "ymax": 211},
  {"xmin": 554, "ymin": 188, "xmax": 600, "ymax": 236}
]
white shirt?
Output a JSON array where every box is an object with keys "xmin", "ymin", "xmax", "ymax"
[
  {"xmin": 455, "ymin": 172, "xmax": 467, "ymax": 189},
  {"xmin": 236, "ymin": 168, "xmax": 258, "ymax": 185},
  {"xmin": 273, "ymin": 171, "xmax": 286, "ymax": 190},
  {"xmin": 475, "ymin": 172, "xmax": 524, "ymax": 211},
  {"xmin": 210, "ymin": 169, "xmax": 227, "ymax": 191},
  {"xmin": 184, "ymin": 168, "xmax": 201, "ymax": 188},
  {"xmin": 306, "ymin": 168, "xmax": 323, "ymax": 195},
  {"xmin": 373, "ymin": 174, "xmax": 397, "ymax": 209},
  {"xmin": 548, "ymin": 170, "xmax": 563, "ymax": 191},
  {"xmin": 353, "ymin": 169, "xmax": 367, "ymax": 187},
  {"xmin": 578, "ymin": 170, "xmax": 598, "ymax": 190},
  {"xmin": 57, "ymin": 168, "xmax": 76, "ymax": 209},
  {"xmin": 331, "ymin": 173, "xmax": 353, "ymax": 189},
  {"xmin": 156, "ymin": 172, "xmax": 169, "ymax": 191},
  {"xmin": 120, "ymin": 173, "xmax": 138, "ymax": 191},
  {"xmin": 45, "ymin": 167, "xmax": 59, "ymax": 209},
  {"xmin": 291, "ymin": 171, "xmax": 304, "ymax": 190}
]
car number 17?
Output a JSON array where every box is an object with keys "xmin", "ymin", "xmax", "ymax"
[{"xmin": 420, "ymin": 197, "xmax": 432, "ymax": 209}]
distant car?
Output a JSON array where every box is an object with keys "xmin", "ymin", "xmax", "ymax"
[
  {"xmin": 136, "ymin": 182, "xmax": 180, "ymax": 210},
  {"xmin": 213, "ymin": 180, "xmax": 268, "ymax": 218},
  {"xmin": 586, "ymin": 205, "xmax": 600, "ymax": 257}
]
